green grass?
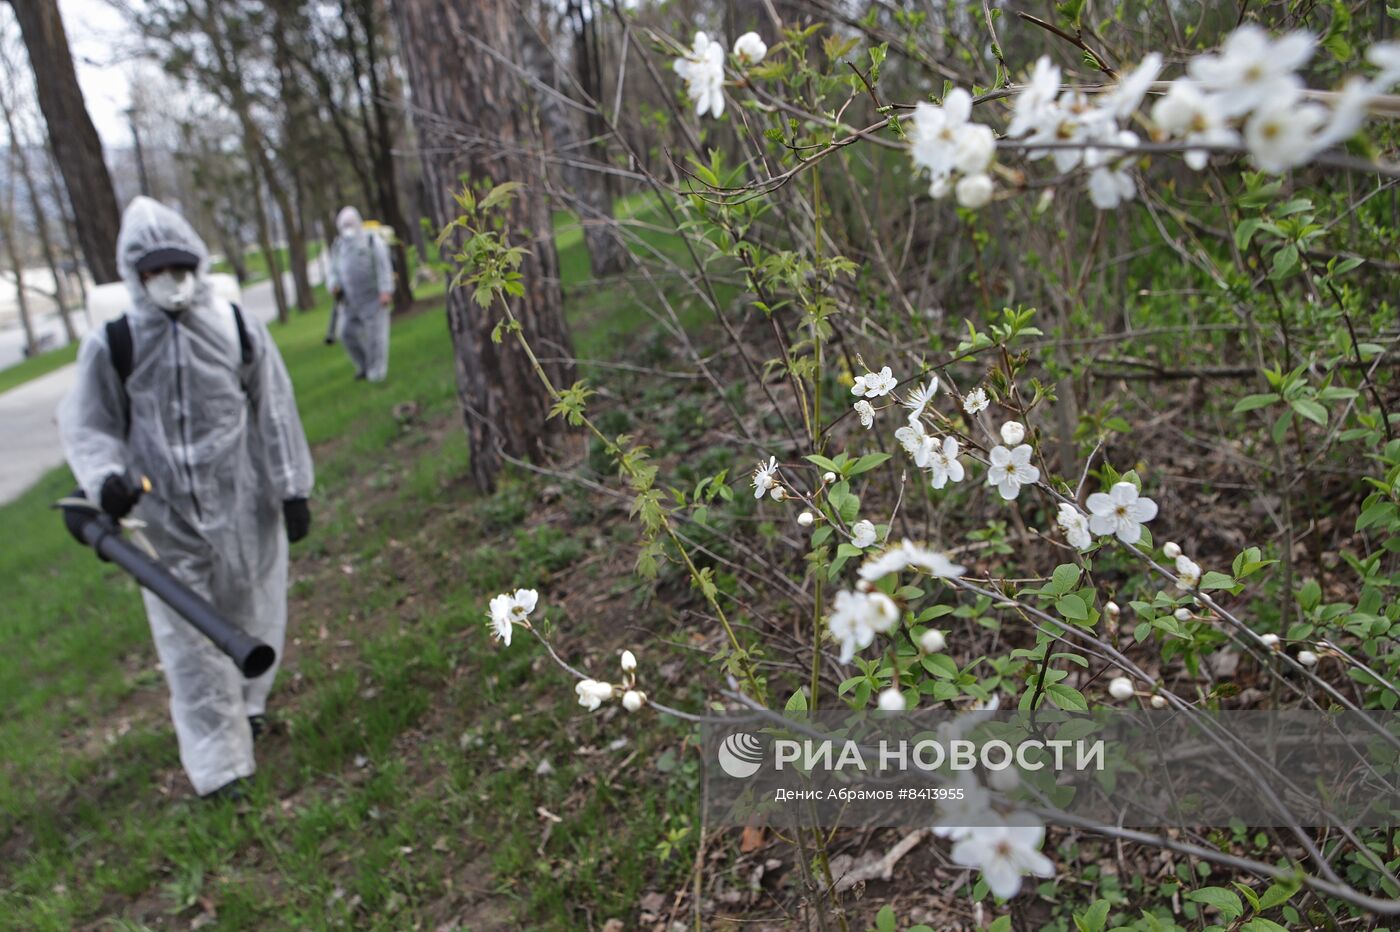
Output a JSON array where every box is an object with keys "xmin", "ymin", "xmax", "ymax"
[
  {"xmin": 0, "ymin": 341, "xmax": 80, "ymax": 394},
  {"xmin": 0, "ymin": 209, "xmax": 704, "ymax": 929}
]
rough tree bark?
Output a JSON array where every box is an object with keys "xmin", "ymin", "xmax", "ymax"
[
  {"xmin": 0, "ymin": 153, "xmax": 37, "ymax": 356},
  {"xmin": 394, "ymin": 0, "xmax": 576, "ymax": 493},
  {"xmin": 8, "ymin": 0, "xmax": 121, "ymax": 283}
]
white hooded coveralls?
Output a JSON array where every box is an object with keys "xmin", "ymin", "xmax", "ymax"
[
  {"xmin": 326, "ymin": 207, "xmax": 394, "ymax": 381},
  {"xmin": 58, "ymin": 197, "xmax": 315, "ymax": 796}
]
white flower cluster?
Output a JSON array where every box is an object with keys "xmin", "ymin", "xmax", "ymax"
[
  {"xmin": 576, "ymin": 649, "xmax": 647, "ymax": 713},
  {"xmin": 672, "ymin": 31, "xmax": 769, "ymax": 119},
  {"xmin": 908, "ymin": 88, "xmax": 998, "ymax": 208},
  {"xmin": 1008, "ymin": 53, "xmax": 1162, "ymax": 209},
  {"xmin": 824, "ymin": 541, "xmax": 965, "ymax": 664}
]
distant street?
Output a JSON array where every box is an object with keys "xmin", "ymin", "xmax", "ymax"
[{"xmin": 0, "ymin": 266, "xmax": 319, "ymax": 505}]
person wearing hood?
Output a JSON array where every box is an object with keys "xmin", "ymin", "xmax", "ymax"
[
  {"xmin": 325, "ymin": 206, "xmax": 394, "ymax": 381},
  {"xmin": 57, "ymin": 196, "xmax": 315, "ymax": 799}
]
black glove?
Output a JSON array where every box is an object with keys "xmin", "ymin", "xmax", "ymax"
[
  {"xmin": 100, "ymin": 472, "xmax": 143, "ymax": 519},
  {"xmin": 283, "ymin": 498, "xmax": 311, "ymax": 543}
]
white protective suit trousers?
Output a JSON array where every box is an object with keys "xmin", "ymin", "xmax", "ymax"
[
  {"xmin": 142, "ymin": 530, "xmax": 288, "ymax": 796},
  {"xmin": 342, "ymin": 309, "xmax": 390, "ymax": 382}
]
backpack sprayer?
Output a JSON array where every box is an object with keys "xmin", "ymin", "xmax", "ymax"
[{"xmin": 55, "ymin": 479, "xmax": 276, "ymax": 679}]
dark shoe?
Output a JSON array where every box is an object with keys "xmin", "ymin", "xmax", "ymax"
[
  {"xmin": 354, "ymin": 372, "xmax": 367, "ymax": 381},
  {"xmin": 206, "ymin": 777, "xmax": 248, "ymax": 802},
  {"xmin": 324, "ymin": 337, "xmax": 335, "ymax": 345},
  {"xmin": 249, "ymin": 714, "xmax": 267, "ymax": 741}
]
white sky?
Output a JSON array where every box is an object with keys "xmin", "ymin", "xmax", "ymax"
[{"xmin": 58, "ymin": 0, "xmax": 148, "ymax": 146}]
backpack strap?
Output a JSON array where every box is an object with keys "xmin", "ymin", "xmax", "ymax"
[
  {"xmin": 105, "ymin": 315, "xmax": 134, "ymax": 384},
  {"xmin": 230, "ymin": 303, "xmax": 253, "ymax": 366}
]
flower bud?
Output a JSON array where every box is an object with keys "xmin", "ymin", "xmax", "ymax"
[
  {"xmin": 1260, "ymin": 633, "xmax": 1281, "ymax": 650},
  {"xmin": 622, "ymin": 689, "xmax": 646, "ymax": 712},
  {"xmin": 620, "ymin": 650, "xmax": 637, "ymax": 672},
  {"xmin": 1297, "ymin": 650, "xmax": 1318, "ymax": 667},
  {"xmin": 919, "ymin": 629, "xmax": 947, "ymax": 654},
  {"xmin": 771, "ymin": 487, "xmax": 787, "ymax": 501},
  {"xmin": 955, "ymin": 172, "xmax": 994, "ymax": 209},
  {"xmin": 1150, "ymin": 694, "xmax": 1168, "ymax": 709},
  {"xmin": 1104, "ymin": 600, "xmax": 1120, "ymax": 619},
  {"xmin": 797, "ymin": 511, "xmax": 814, "ymax": 527},
  {"xmin": 877, "ymin": 687, "xmax": 907, "ymax": 711},
  {"xmin": 999, "ymin": 421, "xmax": 1026, "ymax": 445},
  {"xmin": 823, "ymin": 471, "xmax": 837, "ymax": 484},
  {"xmin": 1108, "ymin": 676, "xmax": 1134, "ymax": 700},
  {"xmin": 1163, "ymin": 541, "xmax": 1182, "ymax": 559},
  {"xmin": 1174, "ymin": 607, "xmax": 1191, "ymax": 622}
]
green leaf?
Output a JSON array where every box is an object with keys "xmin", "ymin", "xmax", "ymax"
[
  {"xmin": 1073, "ymin": 899, "xmax": 1112, "ymax": 932},
  {"xmin": 1290, "ymin": 398, "xmax": 1327, "ymax": 426},
  {"xmin": 1200, "ymin": 571, "xmax": 1236, "ymax": 591},
  {"xmin": 875, "ymin": 904, "xmax": 897, "ymax": 932},
  {"xmin": 1185, "ymin": 887, "xmax": 1244, "ymax": 921},
  {"xmin": 785, "ymin": 689, "xmax": 808, "ymax": 712},
  {"xmin": 985, "ymin": 916, "xmax": 1013, "ymax": 932},
  {"xmin": 1050, "ymin": 563, "xmax": 1081, "ymax": 595},
  {"xmin": 1046, "ymin": 683, "xmax": 1088, "ymax": 711},
  {"xmin": 1356, "ymin": 500, "xmax": 1396, "ymax": 532},
  {"xmin": 848, "ymin": 452, "xmax": 892, "ymax": 476},
  {"xmin": 1056, "ymin": 594, "xmax": 1089, "ymax": 621},
  {"xmin": 1241, "ymin": 919, "xmax": 1290, "ymax": 932},
  {"xmin": 1232, "ymin": 393, "xmax": 1279, "ymax": 413},
  {"xmin": 1257, "ymin": 877, "xmax": 1300, "ymax": 910}
]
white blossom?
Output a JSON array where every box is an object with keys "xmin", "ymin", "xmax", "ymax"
[
  {"xmin": 1188, "ymin": 25, "xmax": 1313, "ymax": 117},
  {"xmin": 986, "ymin": 444, "xmax": 1040, "ymax": 500},
  {"xmin": 1174, "ymin": 554, "xmax": 1202, "ymax": 591},
  {"xmin": 1244, "ymin": 98, "xmax": 1328, "ymax": 173},
  {"xmin": 877, "ymin": 686, "xmax": 907, "ymax": 711},
  {"xmin": 673, "ymin": 32, "xmax": 726, "ymax": 118},
  {"xmin": 999, "ymin": 421, "xmax": 1025, "ymax": 445},
  {"xmin": 1025, "ymin": 89, "xmax": 1109, "ymax": 172},
  {"xmin": 858, "ymin": 539, "xmax": 966, "ymax": 582},
  {"xmin": 1297, "ymin": 650, "xmax": 1319, "ymax": 667},
  {"xmin": 1150, "ymin": 80, "xmax": 1240, "ymax": 170},
  {"xmin": 920, "ymin": 629, "xmax": 947, "ymax": 653},
  {"xmin": 932, "ymin": 775, "xmax": 993, "ymax": 841},
  {"xmin": 486, "ymin": 588, "xmax": 538, "ymax": 647},
  {"xmin": 620, "ymin": 649, "xmax": 637, "ymax": 672},
  {"xmin": 1086, "ymin": 481, "xmax": 1158, "ymax": 544},
  {"xmin": 851, "ymin": 519, "xmax": 878, "ymax": 549},
  {"xmin": 1260, "ymin": 633, "xmax": 1281, "ymax": 650},
  {"xmin": 927, "ymin": 436, "xmax": 965, "ymax": 490},
  {"xmin": 826, "ymin": 590, "xmax": 901, "ymax": 663},
  {"xmin": 752, "ymin": 456, "xmax": 780, "ymax": 500},
  {"xmin": 1099, "ymin": 53, "xmax": 1163, "ymax": 119},
  {"xmin": 895, "ymin": 419, "xmax": 933, "ymax": 465},
  {"xmin": 1150, "ymin": 694, "xmax": 1169, "ymax": 709},
  {"xmin": 1108, "ymin": 676, "xmax": 1135, "ymax": 700},
  {"xmin": 909, "ymin": 89, "xmax": 997, "ymax": 194},
  {"xmin": 955, "ymin": 172, "xmax": 994, "ymax": 209},
  {"xmin": 852, "ymin": 365, "xmax": 897, "ymax": 399},
  {"xmin": 1056, "ymin": 503, "xmax": 1093, "ymax": 551},
  {"xmin": 963, "ymin": 387, "xmax": 989, "ymax": 415},
  {"xmin": 1368, "ymin": 41, "xmax": 1400, "ymax": 90},
  {"xmin": 575, "ymin": 678, "xmax": 613, "ymax": 712},
  {"xmin": 987, "ymin": 766, "xmax": 1020, "ymax": 793},
  {"xmin": 823, "ymin": 471, "xmax": 837, "ymax": 484},
  {"xmin": 854, "ymin": 399, "xmax": 875, "ymax": 429},
  {"xmin": 1104, "ymin": 600, "xmax": 1120, "ymax": 619},
  {"xmin": 1174, "ymin": 607, "xmax": 1192, "ymax": 622},
  {"xmin": 1314, "ymin": 77, "xmax": 1374, "ymax": 150},
  {"xmin": 797, "ymin": 511, "xmax": 814, "ymax": 527},
  {"xmin": 1086, "ymin": 131, "xmax": 1140, "ymax": 210},
  {"xmin": 732, "ymin": 32, "xmax": 767, "ymax": 66},
  {"xmin": 902, "ymin": 378, "xmax": 939, "ymax": 424},
  {"xmin": 949, "ymin": 814, "xmax": 1055, "ymax": 900},
  {"xmin": 1163, "ymin": 541, "xmax": 1182, "ymax": 559},
  {"xmin": 622, "ymin": 689, "xmax": 647, "ymax": 712},
  {"xmin": 1007, "ymin": 57, "xmax": 1061, "ymax": 138}
]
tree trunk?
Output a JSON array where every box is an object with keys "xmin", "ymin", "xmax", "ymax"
[
  {"xmin": 270, "ymin": 0, "xmax": 316, "ymax": 311},
  {"xmin": 394, "ymin": 0, "xmax": 575, "ymax": 493},
  {"xmin": 285, "ymin": 173, "xmax": 314, "ymax": 310},
  {"xmin": 248, "ymin": 154, "xmax": 289, "ymax": 324},
  {"xmin": 0, "ymin": 177, "xmax": 37, "ymax": 357},
  {"xmin": 8, "ymin": 0, "xmax": 121, "ymax": 284},
  {"xmin": 0, "ymin": 93, "xmax": 75, "ymax": 343},
  {"xmin": 562, "ymin": 0, "xmax": 626, "ymax": 277}
]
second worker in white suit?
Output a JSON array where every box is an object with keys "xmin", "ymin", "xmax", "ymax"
[{"xmin": 326, "ymin": 206, "xmax": 394, "ymax": 382}]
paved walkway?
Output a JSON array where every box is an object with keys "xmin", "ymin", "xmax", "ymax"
[{"xmin": 0, "ymin": 268, "xmax": 318, "ymax": 506}]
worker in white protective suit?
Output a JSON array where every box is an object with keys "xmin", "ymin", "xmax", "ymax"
[
  {"xmin": 325, "ymin": 206, "xmax": 394, "ymax": 381},
  {"xmin": 57, "ymin": 196, "xmax": 314, "ymax": 799}
]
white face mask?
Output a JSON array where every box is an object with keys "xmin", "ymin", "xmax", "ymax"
[
  {"xmin": 145, "ymin": 269, "xmax": 198, "ymax": 312},
  {"xmin": 339, "ymin": 223, "xmax": 360, "ymax": 237}
]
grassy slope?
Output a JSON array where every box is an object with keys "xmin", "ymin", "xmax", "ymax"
[
  {"xmin": 210, "ymin": 241, "xmax": 326, "ymax": 285},
  {"xmin": 0, "ymin": 209, "xmax": 705, "ymax": 929},
  {"xmin": 0, "ymin": 342, "xmax": 80, "ymax": 395}
]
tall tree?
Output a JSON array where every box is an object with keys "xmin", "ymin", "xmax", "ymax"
[
  {"xmin": 6, "ymin": 0, "xmax": 121, "ymax": 283},
  {"xmin": 394, "ymin": 0, "xmax": 575, "ymax": 492}
]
